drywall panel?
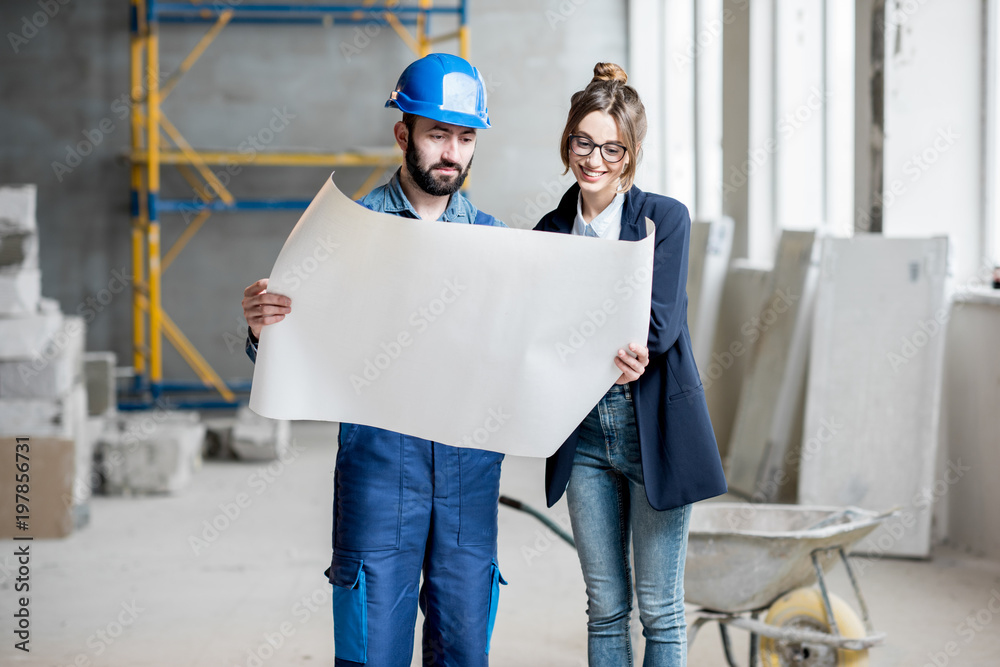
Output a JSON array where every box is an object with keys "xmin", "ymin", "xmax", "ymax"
[
  {"xmin": 726, "ymin": 230, "xmax": 817, "ymax": 499},
  {"xmin": 799, "ymin": 235, "xmax": 949, "ymax": 558},
  {"xmin": 703, "ymin": 260, "xmax": 773, "ymax": 462},
  {"xmin": 687, "ymin": 217, "xmax": 734, "ymax": 372}
]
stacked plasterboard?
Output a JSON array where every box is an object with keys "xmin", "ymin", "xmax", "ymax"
[
  {"xmin": 687, "ymin": 218, "xmax": 734, "ymax": 371},
  {"xmin": 799, "ymin": 236, "xmax": 949, "ymax": 558},
  {"xmin": 725, "ymin": 231, "xmax": 819, "ymax": 502},
  {"xmin": 0, "ymin": 184, "xmax": 90, "ymax": 534}
]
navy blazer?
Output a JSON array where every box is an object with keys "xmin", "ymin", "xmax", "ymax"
[{"xmin": 536, "ymin": 184, "xmax": 727, "ymax": 511}]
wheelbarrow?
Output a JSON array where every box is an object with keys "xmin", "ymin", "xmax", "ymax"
[
  {"xmin": 685, "ymin": 503, "xmax": 895, "ymax": 667},
  {"xmin": 498, "ymin": 498, "xmax": 893, "ymax": 666}
]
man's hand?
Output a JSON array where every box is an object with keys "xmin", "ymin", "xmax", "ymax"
[
  {"xmin": 614, "ymin": 343, "xmax": 649, "ymax": 385},
  {"xmin": 242, "ymin": 278, "xmax": 291, "ymax": 339}
]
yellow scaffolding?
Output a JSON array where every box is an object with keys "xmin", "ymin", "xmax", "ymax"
[{"xmin": 127, "ymin": 0, "xmax": 469, "ymax": 407}]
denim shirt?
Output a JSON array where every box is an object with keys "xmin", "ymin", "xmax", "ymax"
[
  {"xmin": 246, "ymin": 169, "xmax": 505, "ymax": 361},
  {"xmin": 359, "ymin": 168, "xmax": 505, "ymax": 227}
]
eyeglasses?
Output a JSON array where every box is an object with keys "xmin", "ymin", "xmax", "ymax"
[{"xmin": 568, "ymin": 135, "xmax": 627, "ymax": 163}]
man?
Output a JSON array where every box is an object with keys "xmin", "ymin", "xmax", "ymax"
[{"xmin": 241, "ymin": 54, "xmax": 506, "ymax": 667}]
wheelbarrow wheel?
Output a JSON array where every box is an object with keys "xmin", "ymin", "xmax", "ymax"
[{"xmin": 758, "ymin": 587, "xmax": 869, "ymax": 666}]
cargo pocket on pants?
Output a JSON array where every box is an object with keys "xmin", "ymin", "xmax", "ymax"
[
  {"xmin": 458, "ymin": 449, "xmax": 503, "ymax": 546},
  {"xmin": 486, "ymin": 558, "xmax": 507, "ymax": 654},
  {"xmin": 327, "ymin": 555, "xmax": 367, "ymax": 663}
]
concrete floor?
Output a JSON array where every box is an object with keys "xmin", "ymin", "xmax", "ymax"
[{"xmin": 2, "ymin": 421, "xmax": 999, "ymax": 666}]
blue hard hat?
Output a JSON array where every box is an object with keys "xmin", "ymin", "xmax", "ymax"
[{"xmin": 385, "ymin": 53, "xmax": 491, "ymax": 129}]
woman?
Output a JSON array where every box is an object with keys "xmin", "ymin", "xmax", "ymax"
[{"xmin": 535, "ymin": 63, "xmax": 727, "ymax": 666}]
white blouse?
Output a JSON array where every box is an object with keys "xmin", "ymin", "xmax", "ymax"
[{"xmin": 572, "ymin": 191, "xmax": 626, "ymax": 240}]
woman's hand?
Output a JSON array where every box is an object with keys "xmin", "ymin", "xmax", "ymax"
[{"xmin": 614, "ymin": 343, "xmax": 649, "ymax": 385}]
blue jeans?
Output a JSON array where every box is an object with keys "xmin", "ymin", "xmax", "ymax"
[{"xmin": 566, "ymin": 383, "xmax": 692, "ymax": 667}]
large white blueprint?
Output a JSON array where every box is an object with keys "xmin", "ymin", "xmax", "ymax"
[{"xmin": 249, "ymin": 175, "xmax": 654, "ymax": 457}]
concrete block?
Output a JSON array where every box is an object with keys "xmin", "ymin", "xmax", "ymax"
[
  {"xmin": 0, "ymin": 316, "xmax": 85, "ymax": 399},
  {"xmin": 87, "ymin": 414, "xmax": 121, "ymax": 492},
  {"xmin": 68, "ymin": 414, "xmax": 109, "ymax": 510},
  {"xmin": 0, "ymin": 299, "xmax": 63, "ymax": 360},
  {"xmin": 0, "ymin": 230, "xmax": 38, "ymax": 271},
  {"xmin": 83, "ymin": 351, "xmax": 117, "ymax": 417},
  {"xmin": 0, "ymin": 381, "xmax": 87, "ymax": 439},
  {"xmin": 0, "ymin": 184, "xmax": 37, "ymax": 232},
  {"xmin": 101, "ymin": 411, "xmax": 205, "ymax": 495},
  {"xmin": 0, "ymin": 267, "xmax": 41, "ymax": 315},
  {"xmin": 230, "ymin": 406, "xmax": 290, "ymax": 461},
  {"xmin": 202, "ymin": 416, "xmax": 235, "ymax": 459},
  {"xmin": 799, "ymin": 236, "xmax": 949, "ymax": 558}
]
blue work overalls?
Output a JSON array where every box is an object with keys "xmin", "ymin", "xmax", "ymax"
[{"xmin": 247, "ymin": 171, "xmax": 506, "ymax": 666}]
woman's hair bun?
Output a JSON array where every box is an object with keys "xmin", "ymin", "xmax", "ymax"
[{"xmin": 592, "ymin": 62, "xmax": 628, "ymax": 84}]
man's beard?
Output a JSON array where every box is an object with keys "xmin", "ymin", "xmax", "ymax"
[{"xmin": 405, "ymin": 142, "xmax": 473, "ymax": 197}]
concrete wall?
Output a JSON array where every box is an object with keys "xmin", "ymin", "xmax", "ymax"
[
  {"xmin": 880, "ymin": 0, "xmax": 987, "ymax": 283},
  {"xmin": 1, "ymin": 2, "xmax": 130, "ymax": 371},
  {"xmin": 942, "ymin": 292, "xmax": 1000, "ymax": 560},
  {"xmin": 0, "ymin": 0, "xmax": 626, "ymax": 383}
]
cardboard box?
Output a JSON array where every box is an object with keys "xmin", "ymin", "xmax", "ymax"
[{"xmin": 0, "ymin": 437, "xmax": 75, "ymax": 539}]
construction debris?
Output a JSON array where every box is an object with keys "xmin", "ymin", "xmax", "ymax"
[
  {"xmin": 230, "ymin": 406, "xmax": 291, "ymax": 461},
  {"xmin": 97, "ymin": 411, "xmax": 206, "ymax": 495}
]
